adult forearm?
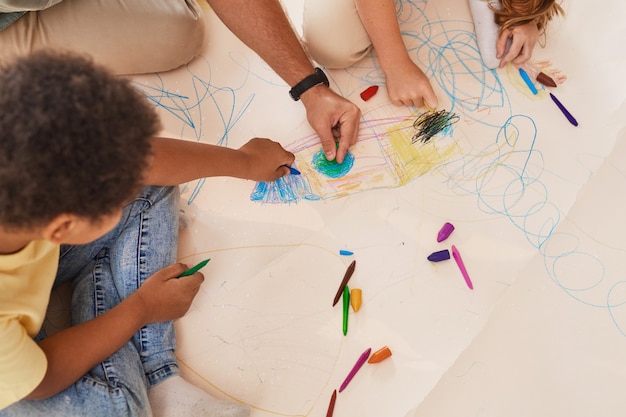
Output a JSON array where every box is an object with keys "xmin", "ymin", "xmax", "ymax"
[{"xmin": 206, "ymin": 0, "xmax": 314, "ymax": 86}]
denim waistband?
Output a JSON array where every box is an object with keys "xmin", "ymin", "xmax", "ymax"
[{"xmin": 0, "ymin": 11, "xmax": 25, "ymax": 31}]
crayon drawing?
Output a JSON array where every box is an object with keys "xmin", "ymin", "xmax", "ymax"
[{"xmin": 126, "ymin": 0, "xmax": 626, "ymax": 416}]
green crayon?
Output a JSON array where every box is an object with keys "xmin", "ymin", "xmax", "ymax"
[
  {"xmin": 342, "ymin": 285, "xmax": 350, "ymax": 336},
  {"xmin": 178, "ymin": 258, "xmax": 210, "ymax": 278}
]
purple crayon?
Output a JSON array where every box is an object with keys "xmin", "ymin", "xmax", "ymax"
[
  {"xmin": 437, "ymin": 222, "xmax": 455, "ymax": 242},
  {"xmin": 427, "ymin": 249, "xmax": 451, "ymax": 262}
]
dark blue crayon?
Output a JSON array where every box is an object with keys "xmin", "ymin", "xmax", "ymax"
[
  {"xmin": 549, "ymin": 93, "xmax": 578, "ymax": 127},
  {"xmin": 427, "ymin": 249, "xmax": 450, "ymax": 262},
  {"xmin": 288, "ymin": 166, "xmax": 301, "ymax": 175}
]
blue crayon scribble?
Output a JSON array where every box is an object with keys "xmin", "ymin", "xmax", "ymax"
[{"xmin": 251, "ymin": 174, "xmax": 321, "ymax": 204}]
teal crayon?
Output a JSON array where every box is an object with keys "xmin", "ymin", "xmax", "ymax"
[
  {"xmin": 518, "ymin": 68, "xmax": 538, "ymax": 95},
  {"xmin": 178, "ymin": 258, "xmax": 210, "ymax": 277}
]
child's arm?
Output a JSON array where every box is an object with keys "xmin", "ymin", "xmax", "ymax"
[
  {"xmin": 26, "ymin": 264, "xmax": 203, "ymax": 399},
  {"xmin": 355, "ymin": 0, "xmax": 438, "ymax": 109},
  {"xmin": 143, "ymin": 137, "xmax": 295, "ymax": 186}
]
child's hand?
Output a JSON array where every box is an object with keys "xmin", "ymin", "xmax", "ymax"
[
  {"xmin": 237, "ymin": 138, "xmax": 295, "ymax": 181},
  {"xmin": 497, "ymin": 21, "xmax": 539, "ymax": 67},
  {"xmin": 133, "ymin": 263, "xmax": 205, "ymax": 324},
  {"xmin": 383, "ymin": 58, "xmax": 438, "ymax": 110}
]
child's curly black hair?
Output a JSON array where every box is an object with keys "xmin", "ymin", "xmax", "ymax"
[{"xmin": 0, "ymin": 51, "xmax": 160, "ymax": 231}]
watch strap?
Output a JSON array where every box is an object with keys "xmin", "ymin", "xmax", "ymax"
[{"xmin": 289, "ymin": 67, "xmax": 329, "ymax": 101}]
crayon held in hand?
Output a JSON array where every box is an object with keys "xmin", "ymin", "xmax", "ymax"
[{"xmin": 178, "ymin": 258, "xmax": 210, "ymax": 278}]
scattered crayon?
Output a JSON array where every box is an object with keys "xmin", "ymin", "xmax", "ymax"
[
  {"xmin": 451, "ymin": 245, "xmax": 473, "ymax": 290},
  {"xmin": 549, "ymin": 92, "xmax": 579, "ymax": 127},
  {"xmin": 427, "ymin": 249, "xmax": 450, "ymax": 262},
  {"xmin": 518, "ymin": 68, "xmax": 538, "ymax": 95},
  {"xmin": 360, "ymin": 85, "xmax": 379, "ymax": 101},
  {"xmin": 332, "ymin": 260, "xmax": 356, "ymax": 307},
  {"xmin": 178, "ymin": 258, "xmax": 210, "ymax": 278},
  {"xmin": 326, "ymin": 390, "xmax": 337, "ymax": 417},
  {"xmin": 368, "ymin": 346, "xmax": 393, "ymax": 364},
  {"xmin": 342, "ymin": 286, "xmax": 350, "ymax": 336},
  {"xmin": 339, "ymin": 348, "xmax": 372, "ymax": 392},
  {"xmin": 437, "ymin": 222, "xmax": 455, "ymax": 242},
  {"xmin": 536, "ymin": 71, "xmax": 557, "ymax": 88},
  {"xmin": 339, "ymin": 249, "xmax": 354, "ymax": 256},
  {"xmin": 350, "ymin": 288, "xmax": 362, "ymax": 312}
]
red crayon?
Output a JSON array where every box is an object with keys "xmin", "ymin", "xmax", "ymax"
[
  {"xmin": 326, "ymin": 390, "xmax": 337, "ymax": 417},
  {"xmin": 360, "ymin": 85, "xmax": 379, "ymax": 101}
]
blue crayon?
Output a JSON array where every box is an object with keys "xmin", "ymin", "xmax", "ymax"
[
  {"xmin": 518, "ymin": 68, "xmax": 538, "ymax": 95},
  {"xmin": 339, "ymin": 249, "xmax": 354, "ymax": 256},
  {"xmin": 288, "ymin": 166, "xmax": 301, "ymax": 175}
]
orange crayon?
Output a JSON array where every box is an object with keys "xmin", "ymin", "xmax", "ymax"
[{"xmin": 368, "ymin": 346, "xmax": 392, "ymax": 364}]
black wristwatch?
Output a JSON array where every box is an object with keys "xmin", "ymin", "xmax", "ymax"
[{"xmin": 289, "ymin": 67, "xmax": 329, "ymax": 101}]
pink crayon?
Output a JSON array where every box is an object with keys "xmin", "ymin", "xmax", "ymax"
[
  {"xmin": 451, "ymin": 245, "xmax": 473, "ymax": 290},
  {"xmin": 339, "ymin": 348, "xmax": 371, "ymax": 393}
]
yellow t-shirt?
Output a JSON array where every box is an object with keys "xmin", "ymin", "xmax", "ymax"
[{"xmin": 0, "ymin": 240, "xmax": 59, "ymax": 410}]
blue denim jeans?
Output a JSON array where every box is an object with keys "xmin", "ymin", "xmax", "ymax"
[{"xmin": 1, "ymin": 186, "xmax": 180, "ymax": 417}]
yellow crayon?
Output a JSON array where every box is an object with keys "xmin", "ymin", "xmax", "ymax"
[{"xmin": 350, "ymin": 288, "xmax": 362, "ymax": 312}]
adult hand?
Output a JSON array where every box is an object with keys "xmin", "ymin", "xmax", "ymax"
[
  {"xmin": 300, "ymin": 85, "xmax": 361, "ymax": 164},
  {"xmin": 497, "ymin": 21, "xmax": 540, "ymax": 67},
  {"xmin": 237, "ymin": 138, "xmax": 295, "ymax": 181},
  {"xmin": 384, "ymin": 57, "xmax": 438, "ymax": 109}
]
